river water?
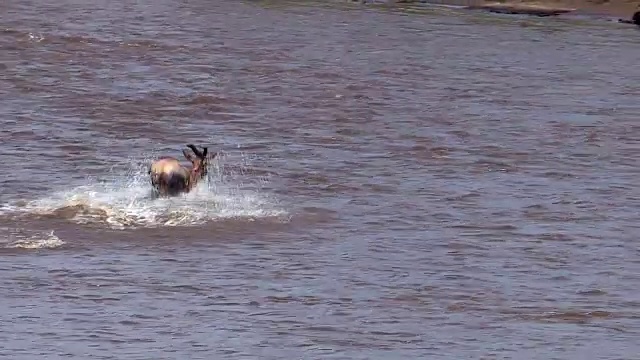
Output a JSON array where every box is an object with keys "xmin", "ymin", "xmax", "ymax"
[{"xmin": 1, "ymin": 0, "xmax": 639, "ymax": 359}]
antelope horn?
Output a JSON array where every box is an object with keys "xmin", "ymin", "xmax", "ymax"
[
  {"xmin": 186, "ymin": 144, "xmax": 203, "ymax": 158},
  {"xmin": 202, "ymin": 147, "xmax": 208, "ymax": 158}
]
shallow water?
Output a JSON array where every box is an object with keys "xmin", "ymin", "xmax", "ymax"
[{"xmin": 1, "ymin": 0, "xmax": 640, "ymax": 359}]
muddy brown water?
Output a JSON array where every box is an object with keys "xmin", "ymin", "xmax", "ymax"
[{"xmin": 1, "ymin": 1, "xmax": 639, "ymax": 359}]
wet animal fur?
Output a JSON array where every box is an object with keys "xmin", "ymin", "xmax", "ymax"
[{"xmin": 148, "ymin": 144, "xmax": 215, "ymax": 197}]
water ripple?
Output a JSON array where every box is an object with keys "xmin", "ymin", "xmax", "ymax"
[{"xmin": 1, "ymin": 0, "xmax": 640, "ymax": 359}]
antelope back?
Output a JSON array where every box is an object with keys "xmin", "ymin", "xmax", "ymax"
[{"xmin": 151, "ymin": 157, "xmax": 188, "ymax": 177}]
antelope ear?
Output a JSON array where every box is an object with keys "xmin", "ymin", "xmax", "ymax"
[{"xmin": 182, "ymin": 149, "xmax": 196, "ymax": 163}]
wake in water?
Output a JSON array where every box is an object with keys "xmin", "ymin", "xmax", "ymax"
[
  {"xmin": 0, "ymin": 227, "xmax": 64, "ymax": 249},
  {"xmin": 0, "ymin": 153, "xmax": 289, "ymax": 229}
]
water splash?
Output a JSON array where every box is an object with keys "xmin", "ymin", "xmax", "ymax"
[
  {"xmin": 28, "ymin": 32, "xmax": 45, "ymax": 42},
  {"xmin": 0, "ymin": 154, "xmax": 289, "ymax": 229},
  {"xmin": 1, "ymin": 227, "xmax": 64, "ymax": 249}
]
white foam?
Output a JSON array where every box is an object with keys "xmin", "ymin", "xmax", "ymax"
[
  {"xmin": 0, "ymin": 156, "xmax": 289, "ymax": 229},
  {"xmin": 28, "ymin": 32, "xmax": 45, "ymax": 42},
  {"xmin": 1, "ymin": 228, "xmax": 65, "ymax": 249}
]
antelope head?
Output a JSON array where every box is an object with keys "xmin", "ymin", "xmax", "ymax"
[{"xmin": 182, "ymin": 144, "xmax": 215, "ymax": 190}]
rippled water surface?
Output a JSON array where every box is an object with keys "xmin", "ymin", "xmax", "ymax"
[{"xmin": 1, "ymin": 0, "xmax": 640, "ymax": 358}]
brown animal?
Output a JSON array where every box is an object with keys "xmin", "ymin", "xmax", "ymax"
[{"xmin": 148, "ymin": 144, "xmax": 215, "ymax": 197}]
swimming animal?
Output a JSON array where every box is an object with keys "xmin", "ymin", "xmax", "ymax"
[{"xmin": 148, "ymin": 144, "xmax": 215, "ymax": 197}]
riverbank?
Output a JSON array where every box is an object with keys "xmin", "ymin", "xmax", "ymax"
[
  {"xmin": 475, "ymin": 0, "xmax": 639, "ymax": 18},
  {"xmin": 385, "ymin": 0, "xmax": 639, "ymax": 19}
]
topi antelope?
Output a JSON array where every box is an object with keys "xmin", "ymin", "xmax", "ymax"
[{"xmin": 148, "ymin": 144, "xmax": 216, "ymax": 197}]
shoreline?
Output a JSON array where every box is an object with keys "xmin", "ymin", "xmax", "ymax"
[
  {"xmin": 378, "ymin": 0, "xmax": 640, "ymax": 21},
  {"xmin": 473, "ymin": 0, "xmax": 640, "ymax": 18}
]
